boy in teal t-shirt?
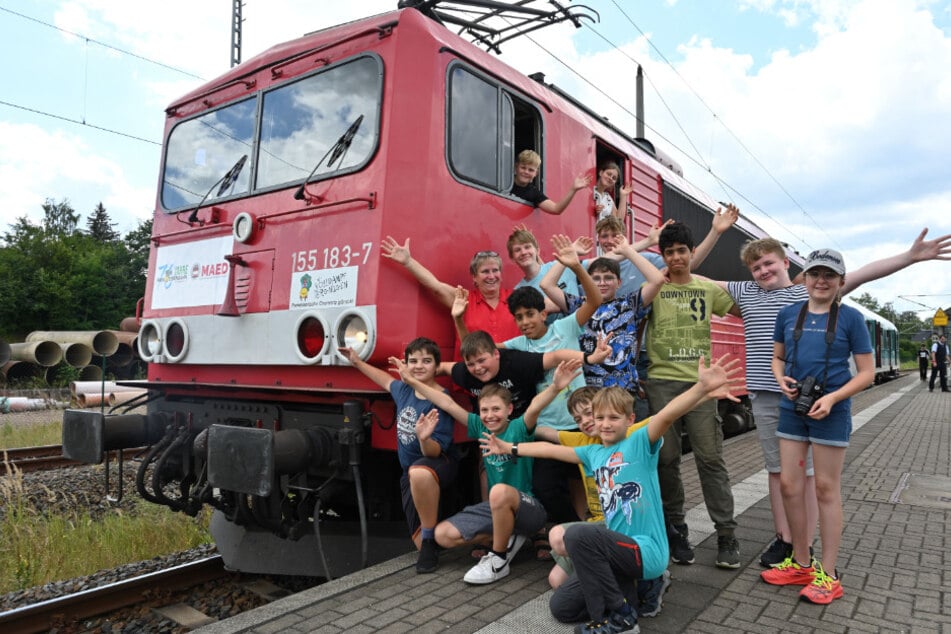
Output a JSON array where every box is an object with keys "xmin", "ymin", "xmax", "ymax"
[{"xmin": 481, "ymin": 355, "xmax": 741, "ymax": 633}]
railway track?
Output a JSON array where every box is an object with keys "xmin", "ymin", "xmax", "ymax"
[
  {"xmin": 2, "ymin": 445, "xmax": 142, "ymax": 475},
  {"xmin": 0, "ymin": 556, "xmax": 228, "ymax": 634}
]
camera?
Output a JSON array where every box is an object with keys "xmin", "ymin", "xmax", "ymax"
[{"xmin": 793, "ymin": 376, "xmax": 823, "ymax": 416}]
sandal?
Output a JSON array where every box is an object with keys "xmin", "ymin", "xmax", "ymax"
[{"xmin": 533, "ymin": 528, "xmax": 552, "ymax": 561}]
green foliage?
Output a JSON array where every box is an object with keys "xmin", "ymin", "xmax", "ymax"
[
  {"xmin": 1, "ymin": 420, "xmax": 62, "ymax": 449},
  {"xmin": 0, "ymin": 200, "xmax": 150, "ymax": 339}
]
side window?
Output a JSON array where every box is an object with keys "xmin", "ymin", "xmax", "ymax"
[{"xmin": 447, "ymin": 65, "xmax": 540, "ymax": 194}]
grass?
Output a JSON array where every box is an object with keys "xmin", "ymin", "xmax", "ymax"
[
  {"xmin": 1, "ymin": 420, "xmax": 63, "ymax": 449},
  {"xmin": 0, "ymin": 462, "xmax": 212, "ymax": 594}
]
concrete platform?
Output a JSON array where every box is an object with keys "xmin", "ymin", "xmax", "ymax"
[{"xmin": 194, "ymin": 374, "xmax": 950, "ymax": 633}]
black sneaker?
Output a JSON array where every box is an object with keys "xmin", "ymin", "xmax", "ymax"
[
  {"xmin": 716, "ymin": 535, "xmax": 741, "ymax": 569},
  {"xmin": 668, "ymin": 523, "xmax": 694, "ymax": 565},
  {"xmin": 759, "ymin": 535, "xmax": 792, "ymax": 568},
  {"xmin": 637, "ymin": 569, "xmax": 671, "ymax": 617},
  {"xmin": 416, "ymin": 538, "xmax": 439, "ymax": 574},
  {"xmin": 574, "ymin": 604, "xmax": 639, "ymax": 634}
]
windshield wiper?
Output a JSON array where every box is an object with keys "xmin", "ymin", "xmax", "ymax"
[
  {"xmin": 294, "ymin": 114, "xmax": 364, "ymax": 201},
  {"xmin": 183, "ymin": 154, "xmax": 248, "ymax": 225}
]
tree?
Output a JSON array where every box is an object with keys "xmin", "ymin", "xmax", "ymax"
[
  {"xmin": 41, "ymin": 198, "xmax": 80, "ymax": 237},
  {"xmin": 0, "ymin": 200, "xmax": 149, "ymax": 339},
  {"xmin": 86, "ymin": 203, "xmax": 120, "ymax": 242}
]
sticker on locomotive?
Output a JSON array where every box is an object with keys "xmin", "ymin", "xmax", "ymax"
[
  {"xmin": 151, "ymin": 236, "xmax": 233, "ymax": 309},
  {"xmin": 290, "ymin": 266, "xmax": 358, "ymax": 309}
]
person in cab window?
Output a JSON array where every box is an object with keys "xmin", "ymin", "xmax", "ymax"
[
  {"xmin": 510, "ymin": 149, "xmax": 590, "ymax": 216},
  {"xmin": 592, "ymin": 161, "xmax": 632, "ymax": 222}
]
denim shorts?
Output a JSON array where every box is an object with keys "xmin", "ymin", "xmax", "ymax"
[
  {"xmin": 445, "ymin": 492, "xmax": 547, "ymax": 542},
  {"xmin": 776, "ymin": 404, "xmax": 851, "ymax": 447}
]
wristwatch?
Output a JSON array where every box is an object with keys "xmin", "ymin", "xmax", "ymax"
[{"xmin": 511, "ymin": 443, "xmax": 519, "ymax": 457}]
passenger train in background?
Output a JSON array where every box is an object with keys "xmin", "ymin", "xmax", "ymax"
[{"xmin": 61, "ymin": 1, "xmax": 899, "ymax": 578}]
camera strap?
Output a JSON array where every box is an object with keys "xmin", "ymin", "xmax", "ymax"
[{"xmin": 790, "ymin": 300, "xmax": 840, "ymax": 389}]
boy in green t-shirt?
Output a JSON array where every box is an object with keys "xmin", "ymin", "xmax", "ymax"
[
  {"xmin": 641, "ymin": 221, "xmax": 740, "ymax": 570},
  {"xmin": 395, "ymin": 357, "xmax": 582, "ymax": 585}
]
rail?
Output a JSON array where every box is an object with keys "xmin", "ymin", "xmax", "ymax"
[
  {"xmin": 0, "ymin": 556, "xmax": 227, "ymax": 634},
  {"xmin": 2, "ymin": 445, "xmax": 144, "ymax": 475}
]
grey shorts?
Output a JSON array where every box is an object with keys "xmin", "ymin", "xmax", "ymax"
[
  {"xmin": 750, "ymin": 390, "xmax": 813, "ymax": 475},
  {"xmin": 445, "ymin": 493, "xmax": 547, "ymax": 542}
]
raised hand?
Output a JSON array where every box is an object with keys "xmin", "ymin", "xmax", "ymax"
[
  {"xmin": 712, "ymin": 204, "xmax": 739, "ymax": 235},
  {"xmin": 338, "ymin": 347, "xmax": 359, "ymax": 364},
  {"xmin": 479, "ymin": 431, "xmax": 511, "ymax": 457},
  {"xmin": 388, "ymin": 356, "xmax": 411, "ymax": 381},
  {"xmin": 647, "ymin": 219, "xmax": 674, "ymax": 246},
  {"xmin": 909, "ymin": 228, "xmax": 951, "ymax": 263},
  {"xmin": 551, "ymin": 234, "xmax": 581, "ymax": 269},
  {"xmin": 573, "ymin": 172, "xmax": 593, "ymax": 191},
  {"xmin": 572, "ymin": 235, "xmax": 595, "ymax": 255},
  {"xmin": 415, "ymin": 409, "xmax": 440, "ymax": 442},
  {"xmin": 451, "ymin": 286, "xmax": 469, "ymax": 319},
  {"xmin": 697, "ymin": 354, "xmax": 743, "ymax": 401},
  {"xmin": 381, "ymin": 235, "xmax": 411, "ymax": 266},
  {"xmin": 552, "ymin": 358, "xmax": 583, "ymax": 390},
  {"xmin": 587, "ymin": 333, "xmax": 612, "ymax": 365}
]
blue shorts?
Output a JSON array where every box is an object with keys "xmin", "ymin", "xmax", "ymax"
[{"xmin": 776, "ymin": 404, "xmax": 851, "ymax": 447}]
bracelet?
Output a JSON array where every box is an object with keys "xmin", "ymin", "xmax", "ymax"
[
  {"xmin": 582, "ymin": 352, "xmax": 591, "ymax": 365},
  {"xmin": 511, "ymin": 443, "xmax": 519, "ymax": 457}
]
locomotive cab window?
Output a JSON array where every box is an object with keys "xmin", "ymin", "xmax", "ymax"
[
  {"xmin": 447, "ymin": 64, "xmax": 541, "ymax": 197},
  {"xmin": 160, "ymin": 55, "xmax": 382, "ymax": 211}
]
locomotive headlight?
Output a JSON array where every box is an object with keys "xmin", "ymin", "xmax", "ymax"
[
  {"xmin": 232, "ymin": 212, "xmax": 255, "ymax": 243},
  {"xmin": 163, "ymin": 319, "xmax": 189, "ymax": 363},
  {"xmin": 138, "ymin": 320, "xmax": 162, "ymax": 362},
  {"xmin": 334, "ymin": 309, "xmax": 375, "ymax": 361},
  {"xmin": 294, "ymin": 312, "xmax": 330, "ymax": 364}
]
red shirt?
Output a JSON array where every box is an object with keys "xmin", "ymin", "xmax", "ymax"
[{"xmin": 455, "ymin": 287, "xmax": 520, "ymax": 356}]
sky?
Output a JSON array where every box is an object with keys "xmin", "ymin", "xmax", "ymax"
[{"xmin": 1, "ymin": 0, "xmax": 950, "ymax": 322}]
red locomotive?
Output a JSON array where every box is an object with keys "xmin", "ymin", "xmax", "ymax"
[{"xmin": 64, "ymin": 2, "xmax": 767, "ymax": 577}]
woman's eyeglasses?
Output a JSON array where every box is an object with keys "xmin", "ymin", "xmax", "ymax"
[{"xmin": 804, "ymin": 270, "xmax": 840, "ymax": 281}]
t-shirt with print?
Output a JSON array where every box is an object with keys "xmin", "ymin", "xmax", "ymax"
[
  {"xmin": 593, "ymin": 189, "xmax": 616, "ymax": 222},
  {"xmin": 503, "ymin": 315, "xmax": 585, "ymax": 431},
  {"xmin": 773, "ymin": 301, "xmax": 872, "ymax": 417},
  {"xmin": 727, "ymin": 281, "xmax": 808, "ymax": 392},
  {"xmin": 646, "ymin": 278, "xmax": 734, "ymax": 383},
  {"xmin": 566, "ymin": 290, "xmax": 651, "ymax": 390},
  {"xmin": 467, "ymin": 413, "xmax": 534, "ymax": 494},
  {"xmin": 451, "ymin": 349, "xmax": 546, "ymax": 419},
  {"xmin": 573, "ymin": 426, "xmax": 667, "ymax": 580},
  {"xmin": 558, "ymin": 419, "xmax": 649, "ymax": 522},
  {"xmin": 389, "ymin": 380, "xmax": 457, "ymax": 471},
  {"xmin": 511, "ymin": 182, "xmax": 548, "ymax": 207}
]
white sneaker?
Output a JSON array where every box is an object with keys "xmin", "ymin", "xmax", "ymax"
[
  {"xmin": 507, "ymin": 533, "xmax": 528, "ymax": 560},
  {"xmin": 463, "ymin": 553, "xmax": 510, "ymax": 584}
]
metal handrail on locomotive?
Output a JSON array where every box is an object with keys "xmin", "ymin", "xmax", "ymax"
[{"xmin": 63, "ymin": 2, "xmax": 820, "ymax": 578}]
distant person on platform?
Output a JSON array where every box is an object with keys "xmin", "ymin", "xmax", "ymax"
[
  {"xmin": 930, "ymin": 334, "xmax": 950, "ymax": 392},
  {"xmin": 918, "ymin": 344, "xmax": 931, "ymax": 381},
  {"xmin": 510, "ymin": 149, "xmax": 590, "ymax": 215}
]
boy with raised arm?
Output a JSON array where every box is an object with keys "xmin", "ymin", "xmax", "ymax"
[
  {"xmin": 395, "ymin": 357, "xmax": 583, "ymax": 584},
  {"xmin": 481, "ymin": 355, "xmax": 742, "ymax": 634},
  {"xmin": 540, "ymin": 233, "xmax": 664, "ymax": 394},
  {"xmin": 339, "ymin": 338, "xmax": 457, "ymax": 574},
  {"xmin": 510, "ymin": 149, "xmax": 590, "ymax": 215}
]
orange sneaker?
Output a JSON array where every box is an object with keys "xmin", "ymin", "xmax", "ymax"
[
  {"xmin": 760, "ymin": 556, "xmax": 815, "ymax": 586},
  {"xmin": 799, "ymin": 565, "xmax": 843, "ymax": 604}
]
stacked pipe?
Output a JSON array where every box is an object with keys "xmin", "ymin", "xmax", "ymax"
[
  {"xmin": 70, "ymin": 381, "xmax": 147, "ymax": 408},
  {"xmin": 1, "ymin": 321, "xmax": 143, "ymax": 387}
]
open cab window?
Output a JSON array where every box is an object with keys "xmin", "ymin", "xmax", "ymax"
[{"xmin": 446, "ymin": 63, "xmax": 541, "ymax": 199}]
